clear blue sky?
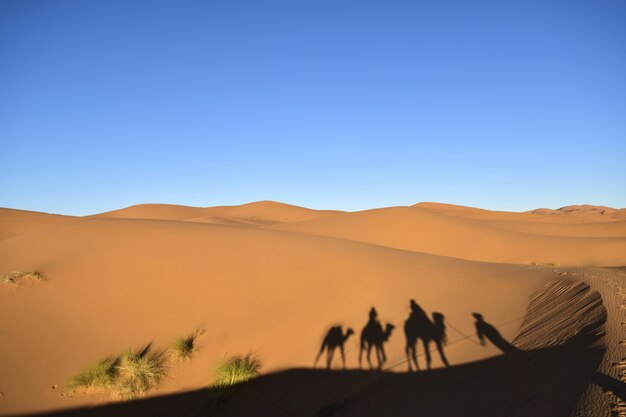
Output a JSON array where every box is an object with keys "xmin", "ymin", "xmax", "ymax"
[{"xmin": 1, "ymin": 1, "xmax": 625, "ymax": 215}]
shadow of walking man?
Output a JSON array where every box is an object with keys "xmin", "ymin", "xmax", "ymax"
[{"xmin": 473, "ymin": 312, "xmax": 519, "ymax": 354}]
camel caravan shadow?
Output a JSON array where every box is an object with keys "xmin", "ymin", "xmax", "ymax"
[
  {"xmin": 315, "ymin": 300, "xmax": 475, "ymax": 372},
  {"xmin": 27, "ymin": 322, "xmax": 607, "ymax": 417},
  {"xmin": 21, "ymin": 280, "xmax": 617, "ymax": 417}
]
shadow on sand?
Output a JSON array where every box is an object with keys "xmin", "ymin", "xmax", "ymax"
[{"xmin": 18, "ymin": 321, "xmax": 609, "ymax": 417}]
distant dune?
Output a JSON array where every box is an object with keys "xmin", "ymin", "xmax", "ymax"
[
  {"xmin": 92, "ymin": 201, "xmax": 342, "ymax": 226},
  {"xmin": 0, "ymin": 201, "xmax": 624, "ymax": 415},
  {"xmin": 269, "ymin": 205, "xmax": 626, "ymax": 266}
]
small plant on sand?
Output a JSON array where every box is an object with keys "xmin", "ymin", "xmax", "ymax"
[
  {"xmin": 215, "ymin": 353, "xmax": 261, "ymax": 387},
  {"xmin": 1, "ymin": 271, "xmax": 45, "ymax": 286},
  {"xmin": 66, "ymin": 345, "xmax": 167, "ymax": 399},
  {"xmin": 114, "ymin": 347, "xmax": 168, "ymax": 399},
  {"xmin": 67, "ymin": 357, "xmax": 119, "ymax": 393},
  {"xmin": 171, "ymin": 332, "xmax": 199, "ymax": 362}
]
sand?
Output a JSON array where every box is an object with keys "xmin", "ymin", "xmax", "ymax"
[{"xmin": 0, "ymin": 202, "xmax": 624, "ymax": 416}]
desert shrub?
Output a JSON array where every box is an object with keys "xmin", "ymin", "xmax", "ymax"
[
  {"xmin": 114, "ymin": 347, "xmax": 167, "ymax": 399},
  {"xmin": 215, "ymin": 353, "xmax": 261, "ymax": 386},
  {"xmin": 1, "ymin": 271, "xmax": 45, "ymax": 285},
  {"xmin": 67, "ymin": 345, "xmax": 167, "ymax": 399},
  {"xmin": 67, "ymin": 357, "xmax": 118, "ymax": 392},
  {"xmin": 171, "ymin": 329, "xmax": 204, "ymax": 362}
]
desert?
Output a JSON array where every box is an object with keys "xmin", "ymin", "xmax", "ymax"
[{"xmin": 1, "ymin": 201, "xmax": 625, "ymax": 416}]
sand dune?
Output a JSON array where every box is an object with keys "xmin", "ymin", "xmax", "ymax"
[
  {"xmin": 529, "ymin": 204, "xmax": 621, "ymax": 217},
  {"xmin": 0, "ymin": 208, "xmax": 75, "ymax": 241},
  {"xmin": 1, "ymin": 215, "xmax": 552, "ymax": 414},
  {"xmin": 93, "ymin": 201, "xmax": 342, "ymax": 226},
  {"xmin": 269, "ymin": 206, "xmax": 626, "ymax": 266},
  {"xmin": 0, "ymin": 201, "xmax": 624, "ymax": 416},
  {"xmin": 415, "ymin": 203, "xmax": 626, "ymax": 236},
  {"xmin": 418, "ymin": 202, "xmax": 624, "ymax": 221}
]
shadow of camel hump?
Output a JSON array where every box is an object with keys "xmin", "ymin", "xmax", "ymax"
[{"xmin": 359, "ymin": 307, "xmax": 395, "ymax": 370}]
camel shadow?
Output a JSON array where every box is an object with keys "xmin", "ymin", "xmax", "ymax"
[
  {"xmin": 403, "ymin": 301, "xmax": 450, "ymax": 371},
  {"xmin": 314, "ymin": 325, "xmax": 354, "ymax": 370},
  {"xmin": 358, "ymin": 307, "xmax": 395, "ymax": 370}
]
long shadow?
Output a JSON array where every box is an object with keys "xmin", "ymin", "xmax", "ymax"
[
  {"xmin": 17, "ymin": 321, "xmax": 606, "ymax": 417},
  {"xmin": 593, "ymin": 372, "xmax": 626, "ymax": 401}
]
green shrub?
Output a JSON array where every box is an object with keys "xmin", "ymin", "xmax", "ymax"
[{"xmin": 215, "ymin": 353, "xmax": 261, "ymax": 386}]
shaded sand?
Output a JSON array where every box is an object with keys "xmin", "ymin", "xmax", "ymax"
[{"xmin": 0, "ymin": 202, "xmax": 624, "ymax": 416}]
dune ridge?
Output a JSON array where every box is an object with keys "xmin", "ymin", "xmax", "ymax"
[
  {"xmin": 268, "ymin": 205, "xmax": 626, "ymax": 266},
  {"xmin": 91, "ymin": 201, "xmax": 342, "ymax": 226},
  {"xmin": 0, "ymin": 208, "xmax": 75, "ymax": 241}
]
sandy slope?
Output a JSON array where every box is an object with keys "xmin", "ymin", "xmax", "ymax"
[
  {"xmin": 1, "ymin": 216, "xmax": 552, "ymax": 415},
  {"xmin": 0, "ymin": 202, "xmax": 624, "ymax": 415},
  {"xmin": 0, "ymin": 209, "xmax": 74, "ymax": 241},
  {"xmin": 20, "ymin": 274, "xmax": 617, "ymax": 417},
  {"xmin": 269, "ymin": 206, "xmax": 626, "ymax": 265}
]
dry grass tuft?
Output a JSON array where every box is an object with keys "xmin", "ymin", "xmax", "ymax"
[
  {"xmin": 67, "ymin": 357, "xmax": 118, "ymax": 392},
  {"xmin": 66, "ymin": 345, "xmax": 167, "ymax": 399},
  {"xmin": 1, "ymin": 271, "xmax": 46, "ymax": 286},
  {"xmin": 214, "ymin": 353, "xmax": 261, "ymax": 387},
  {"xmin": 172, "ymin": 336, "xmax": 195, "ymax": 362},
  {"xmin": 114, "ymin": 347, "xmax": 168, "ymax": 399}
]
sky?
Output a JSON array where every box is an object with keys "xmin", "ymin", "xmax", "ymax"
[{"xmin": 1, "ymin": 0, "xmax": 625, "ymax": 215}]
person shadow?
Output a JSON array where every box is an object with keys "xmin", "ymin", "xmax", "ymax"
[{"xmin": 472, "ymin": 312, "xmax": 520, "ymax": 354}]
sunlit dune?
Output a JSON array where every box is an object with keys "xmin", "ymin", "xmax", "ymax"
[
  {"xmin": 269, "ymin": 205, "xmax": 626, "ymax": 266},
  {"xmin": 0, "ymin": 208, "xmax": 75, "ymax": 241},
  {"xmin": 92, "ymin": 201, "xmax": 342, "ymax": 226}
]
